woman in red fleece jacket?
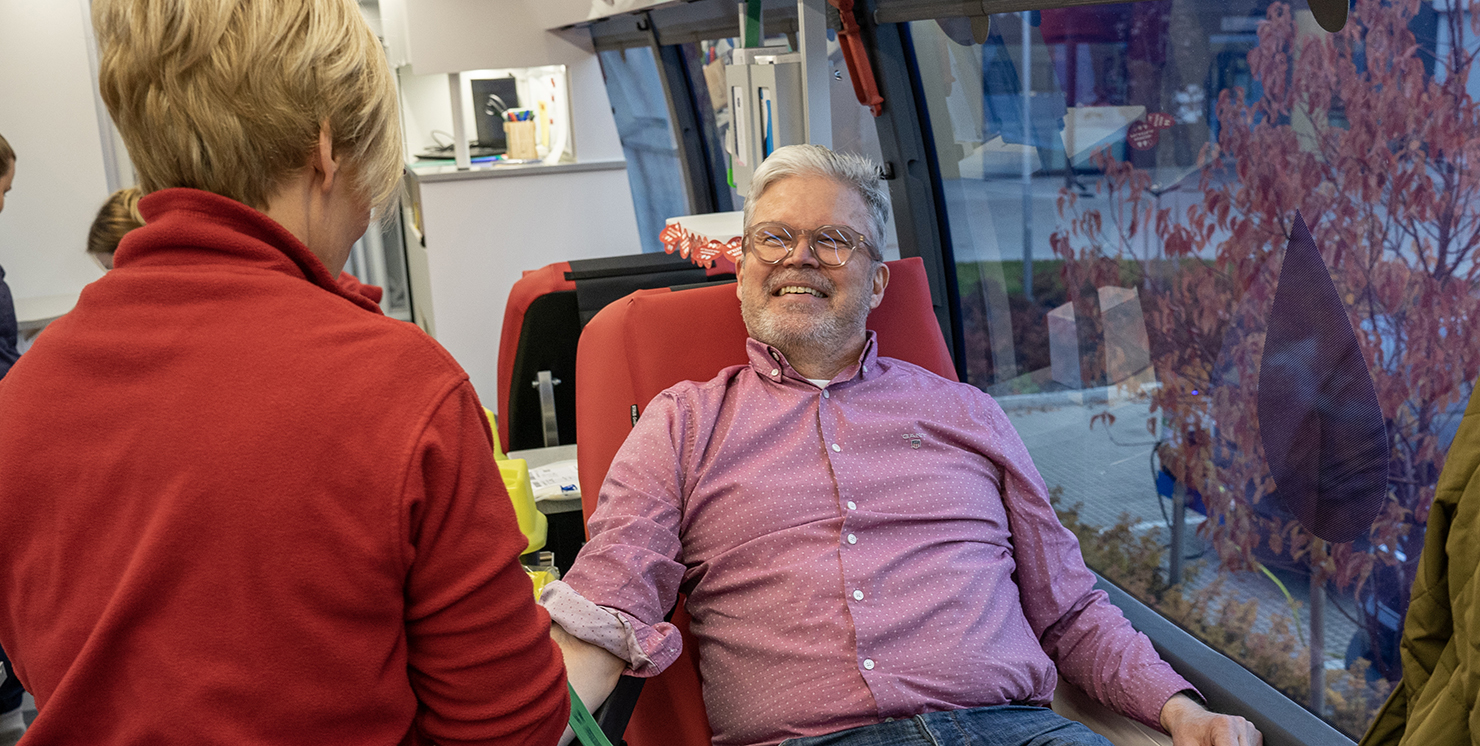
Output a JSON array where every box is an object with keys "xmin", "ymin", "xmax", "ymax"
[{"xmin": 0, "ymin": 1, "xmax": 569, "ymax": 744}]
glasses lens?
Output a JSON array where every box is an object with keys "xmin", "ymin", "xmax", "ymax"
[
  {"xmin": 752, "ymin": 225, "xmax": 793, "ymax": 261},
  {"xmin": 814, "ymin": 228, "xmax": 854, "ymax": 266}
]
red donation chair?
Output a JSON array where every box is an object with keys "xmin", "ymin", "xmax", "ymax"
[
  {"xmin": 573, "ymin": 257, "xmax": 954, "ymax": 746},
  {"xmin": 496, "ymin": 256, "xmax": 734, "ymax": 452},
  {"xmin": 496, "ymin": 261, "xmax": 575, "ymax": 450}
]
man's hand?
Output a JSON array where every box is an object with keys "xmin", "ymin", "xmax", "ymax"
[
  {"xmin": 1160, "ymin": 693, "xmax": 1262, "ymax": 746},
  {"xmin": 551, "ymin": 621, "xmax": 627, "ymax": 746}
]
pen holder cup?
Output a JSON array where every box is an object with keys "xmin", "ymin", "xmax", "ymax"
[{"xmin": 504, "ymin": 120, "xmax": 539, "ymax": 160}]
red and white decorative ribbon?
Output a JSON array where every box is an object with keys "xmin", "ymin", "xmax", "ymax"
[{"xmin": 659, "ymin": 222, "xmax": 743, "ymax": 269}]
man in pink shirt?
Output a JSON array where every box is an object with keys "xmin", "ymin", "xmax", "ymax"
[{"xmin": 545, "ymin": 145, "xmax": 1261, "ymax": 746}]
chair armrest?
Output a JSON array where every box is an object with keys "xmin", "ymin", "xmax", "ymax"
[
  {"xmin": 1052, "ymin": 676, "xmax": 1172, "ymax": 746},
  {"xmin": 587, "ymin": 674, "xmax": 645, "ymax": 746}
]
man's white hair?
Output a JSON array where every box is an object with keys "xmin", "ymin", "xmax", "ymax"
[{"xmin": 743, "ymin": 144, "xmax": 889, "ymax": 260}]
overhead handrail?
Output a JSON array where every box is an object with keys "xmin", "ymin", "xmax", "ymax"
[{"xmin": 829, "ymin": 0, "xmax": 886, "ymax": 116}]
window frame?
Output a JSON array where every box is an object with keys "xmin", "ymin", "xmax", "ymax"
[{"xmin": 857, "ymin": 0, "xmax": 967, "ymax": 379}]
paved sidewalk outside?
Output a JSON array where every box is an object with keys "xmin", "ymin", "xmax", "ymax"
[{"xmin": 999, "ymin": 388, "xmax": 1358, "ymax": 667}]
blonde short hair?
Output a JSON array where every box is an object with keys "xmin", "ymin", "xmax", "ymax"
[
  {"xmin": 88, "ymin": 187, "xmax": 145, "ymax": 257},
  {"xmin": 92, "ymin": 0, "xmax": 402, "ymax": 214}
]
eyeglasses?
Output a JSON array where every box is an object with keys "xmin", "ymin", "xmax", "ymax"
[{"xmin": 744, "ymin": 222, "xmax": 873, "ymax": 267}]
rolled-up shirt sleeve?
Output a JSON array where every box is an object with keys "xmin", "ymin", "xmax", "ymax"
[
  {"xmin": 541, "ymin": 582, "xmax": 664, "ymax": 675},
  {"xmin": 973, "ymin": 393, "xmax": 1198, "ymax": 730},
  {"xmin": 547, "ymin": 391, "xmax": 692, "ymax": 677}
]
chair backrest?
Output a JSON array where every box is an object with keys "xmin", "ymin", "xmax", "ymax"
[
  {"xmin": 496, "ymin": 256, "xmax": 730, "ymax": 451},
  {"xmin": 572, "ymin": 257, "xmax": 955, "ymax": 746},
  {"xmin": 497, "ymin": 262, "xmax": 575, "ymax": 449}
]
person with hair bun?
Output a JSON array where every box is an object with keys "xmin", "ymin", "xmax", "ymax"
[
  {"xmin": 85, "ymin": 186, "xmax": 142, "ymax": 271},
  {"xmin": 0, "ymin": 3, "xmax": 568, "ymax": 744}
]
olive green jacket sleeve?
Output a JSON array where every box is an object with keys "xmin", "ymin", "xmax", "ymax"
[{"xmin": 1361, "ymin": 390, "xmax": 1480, "ymax": 746}]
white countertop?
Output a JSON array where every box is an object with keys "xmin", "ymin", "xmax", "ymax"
[{"xmin": 507, "ymin": 444, "xmax": 582, "ymax": 515}]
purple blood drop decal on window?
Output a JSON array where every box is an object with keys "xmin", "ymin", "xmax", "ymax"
[{"xmin": 1257, "ymin": 212, "xmax": 1389, "ymax": 544}]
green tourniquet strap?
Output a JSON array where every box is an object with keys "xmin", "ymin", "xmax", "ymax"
[
  {"xmin": 743, "ymin": 0, "xmax": 762, "ymax": 47},
  {"xmin": 568, "ymin": 683, "xmax": 614, "ymax": 746}
]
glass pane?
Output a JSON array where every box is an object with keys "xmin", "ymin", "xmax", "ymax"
[
  {"xmin": 824, "ymin": 36, "xmax": 902, "ymax": 260},
  {"xmin": 678, "ymin": 43, "xmax": 736, "ymax": 214},
  {"xmin": 598, "ymin": 46, "xmax": 692, "ymax": 252},
  {"xmin": 912, "ymin": 0, "xmax": 1467, "ymax": 735}
]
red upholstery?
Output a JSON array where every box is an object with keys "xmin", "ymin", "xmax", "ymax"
[
  {"xmin": 572, "ymin": 257, "xmax": 954, "ymax": 746},
  {"xmin": 495, "ymin": 262, "xmax": 575, "ymax": 448}
]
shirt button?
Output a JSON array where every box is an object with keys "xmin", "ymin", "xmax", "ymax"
[
  {"xmin": 862, "ymin": 365, "xmax": 868, "ymax": 373},
  {"xmin": 853, "ymin": 590, "xmax": 864, "ymax": 600},
  {"xmin": 847, "ymin": 501, "xmax": 856, "ymax": 510},
  {"xmin": 831, "ymin": 443, "xmax": 841, "ymax": 452},
  {"xmin": 847, "ymin": 533, "xmax": 857, "ymax": 544},
  {"xmin": 770, "ymin": 369, "xmax": 780, "ymax": 376},
  {"xmin": 863, "ymin": 659, "xmax": 875, "ymax": 670},
  {"xmin": 822, "ymin": 390, "xmax": 830, "ymax": 399}
]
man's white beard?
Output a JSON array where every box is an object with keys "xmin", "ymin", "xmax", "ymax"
[{"xmin": 741, "ymin": 269, "xmax": 873, "ymax": 359}]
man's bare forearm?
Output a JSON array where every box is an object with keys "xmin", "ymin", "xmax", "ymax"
[{"xmin": 551, "ymin": 621, "xmax": 627, "ymax": 746}]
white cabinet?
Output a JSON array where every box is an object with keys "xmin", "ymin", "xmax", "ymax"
[{"xmin": 381, "ymin": 0, "xmax": 596, "ymax": 75}]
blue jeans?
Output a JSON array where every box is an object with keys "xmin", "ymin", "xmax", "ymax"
[{"xmin": 779, "ymin": 705, "xmax": 1113, "ymax": 746}]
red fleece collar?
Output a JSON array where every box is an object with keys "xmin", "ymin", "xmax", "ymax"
[{"xmin": 121, "ymin": 188, "xmax": 382, "ymax": 315}]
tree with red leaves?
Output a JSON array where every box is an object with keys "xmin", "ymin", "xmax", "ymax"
[{"xmin": 1052, "ymin": 0, "xmax": 1480, "ymax": 716}]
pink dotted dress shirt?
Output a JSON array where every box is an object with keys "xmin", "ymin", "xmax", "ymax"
[{"xmin": 543, "ymin": 334, "xmax": 1194, "ymax": 746}]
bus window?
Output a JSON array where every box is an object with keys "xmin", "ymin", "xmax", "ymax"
[
  {"xmin": 907, "ymin": 0, "xmax": 1464, "ymax": 737},
  {"xmin": 599, "ymin": 46, "xmax": 692, "ymax": 252}
]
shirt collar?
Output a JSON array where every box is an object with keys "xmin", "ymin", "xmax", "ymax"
[{"xmin": 745, "ymin": 331, "xmax": 880, "ymax": 387}]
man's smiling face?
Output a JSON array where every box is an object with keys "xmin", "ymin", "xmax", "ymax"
[{"xmin": 737, "ymin": 174, "xmax": 888, "ymax": 359}]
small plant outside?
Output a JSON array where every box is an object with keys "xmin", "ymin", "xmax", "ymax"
[
  {"xmin": 1043, "ymin": 0, "xmax": 1480, "ymax": 736},
  {"xmin": 1053, "ymin": 491, "xmax": 1393, "ymax": 736}
]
